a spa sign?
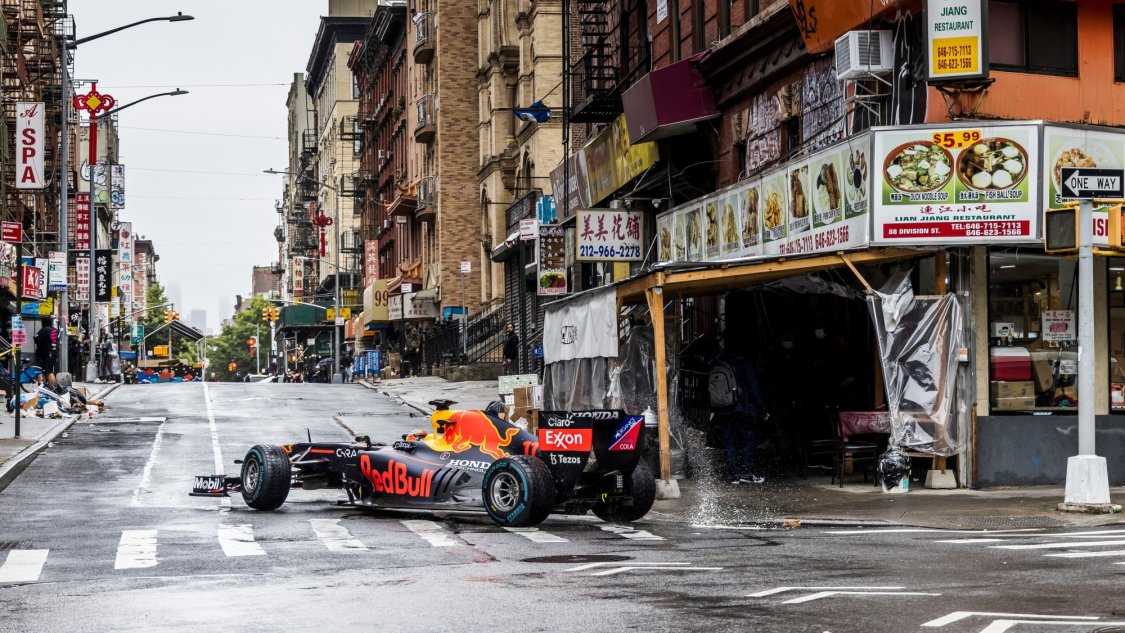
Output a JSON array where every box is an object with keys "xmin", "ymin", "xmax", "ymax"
[
  {"xmin": 872, "ymin": 123, "xmax": 1039, "ymax": 245},
  {"xmin": 925, "ymin": 0, "xmax": 988, "ymax": 82}
]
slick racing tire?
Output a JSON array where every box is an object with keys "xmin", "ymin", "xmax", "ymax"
[
  {"xmin": 591, "ymin": 460, "xmax": 656, "ymax": 523},
  {"xmin": 482, "ymin": 456, "xmax": 554, "ymax": 527},
  {"xmin": 241, "ymin": 444, "xmax": 291, "ymax": 510}
]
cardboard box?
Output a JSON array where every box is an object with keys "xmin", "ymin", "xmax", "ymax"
[
  {"xmin": 507, "ymin": 405, "xmax": 537, "ymax": 433},
  {"xmin": 513, "ymin": 384, "xmax": 545, "ymax": 411},
  {"xmin": 387, "ymin": 353, "xmax": 402, "ymax": 369},
  {"xmin": 992, "ymin": 396, "xmax": 1036, "ymax": 410},
  {"xmin": 990, "ymin": 381, "xmax": 1035, "ymax": 399},
  {"xmin": 990, "ymin": 322, "xmax": 1016, "ymax": 338}
]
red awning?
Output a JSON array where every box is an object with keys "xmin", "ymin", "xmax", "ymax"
[{"xmin": 622, "ymin": 53, "xmax": 719, "ymax": 144}]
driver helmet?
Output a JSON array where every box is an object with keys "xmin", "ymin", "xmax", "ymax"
[{"xmin": 485, "ymin": 401, "xmax": 506, "ymax": 419}]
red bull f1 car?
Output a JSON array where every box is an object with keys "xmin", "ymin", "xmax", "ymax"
[{"xmin": 192, "ymin": 400, "xmax": 655, "ymax": 527}]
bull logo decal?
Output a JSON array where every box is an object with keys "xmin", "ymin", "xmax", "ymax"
[{"xmin": 444, "ymin": 410, "xmax": 519, "ymax": 459}]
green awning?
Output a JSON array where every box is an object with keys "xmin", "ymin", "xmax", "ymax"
[{"xmin": 279, "ymin": 304, "xmax": 324, "ymax": 329}]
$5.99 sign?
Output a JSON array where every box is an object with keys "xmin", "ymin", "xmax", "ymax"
[{"xmin": 932, "ymin": 129, "xmax": 982, "ymax": 150}]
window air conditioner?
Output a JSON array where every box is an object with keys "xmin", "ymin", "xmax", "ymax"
[{"xmin": 834, "ymin": 30, "xmax": 894, "ymax": 81}]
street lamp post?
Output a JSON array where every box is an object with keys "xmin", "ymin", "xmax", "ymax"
[
  {"xmin": 77, "ymin": 89, "xmax": 188, "ymax": 381},
  {"xmin": 265, "ymin": 169, "xmax": 344, "ymax": 383},
  {"xmin": 56, "ymin": 12, "xmax": 193, "ymax": 377}
]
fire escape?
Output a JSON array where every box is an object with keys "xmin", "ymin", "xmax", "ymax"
[
  {"xmin": 2, "ymin": 0, "xmax": 67, "ymax": 251},
  {"xmin": 568, "ymin": 0, "xmax": 621, "ymax": 124},
  {"xmin": 292, "ymin": 126, "xmax": 319, "ymax": 296}
]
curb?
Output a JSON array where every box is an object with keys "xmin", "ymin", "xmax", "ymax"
[
  {"xmin": 358, "ymin": 379, "xmax": 431, "ymax": 416},
  {"xmin": 0, "ymin": 382, "xmax": 122, "ymax": 492}
]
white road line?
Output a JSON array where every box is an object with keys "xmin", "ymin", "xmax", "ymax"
[
  {"xmin": 782, "ymin": 590, "xmax": 941, "ymax": 604},
  {"xmin": 933, "ymin": 538, "xmax": 1011, "ymax": 544},
  {"xmin": 401, "ymin": 520, "xmax": 459, "ymax": 547},
  {"xmin": 828, "ymin": 528, "xmax": 1043, "ymax": 535},
  {"xmin": 1044, "ymin": 529, "xmax": 1125, "ymax": 537},
  {"xmin": 0, "ymin": 550, "xmax": 49, "ymax": 583},
  {"xmin": 1043, "ymin": 549, "xmax": 1125, "ymax": 559},
  {"xmin": 114, "ymin": 530, "xmax": 159, "ymax": 569},
  {"xmin": 503, "ymin": 527, "xmax": 568, "ymax": 543},
  {"xmin": 130, "ymin": 420, "xmax": 167, "ymax": 507},
  {"xmin": 565, "ymin": 561, "xmax": 691, "ymax": 573},
  {"xmin": 591, "ymin": 565, "xmax": 723, "ymax": 576},
  {"xmin": 921, "ymin": 611, "xmax": 1100, "ymax": 627},
  {"xmin": 598, "ymin": 524, "xmax": 663, "ymax": 541},
  {"xmin": 217, "ymin": 524, "xmax": 266, "ymax": 557},
  {"xmin": 991, "ymin": 538, "xmax": 1125, "ymax": 550},
  {"xmin": 978, "ymin": 620, "xmax": 1125, "ymax": 633},
  {"xmin": 748, "ymin": 586, "xmax": 906, "ymax": 598},
  {"xmin": 310, "ymin": 519, "xmax": 367, "ymax": 551},
  {"xmin": 202, "ymin": 381, "xmax": 231, "ymax": 510}
]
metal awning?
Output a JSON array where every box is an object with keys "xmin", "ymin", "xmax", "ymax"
[{"xmin": 490, "ymin": 231, "xmax": 520, "ymax": 263}]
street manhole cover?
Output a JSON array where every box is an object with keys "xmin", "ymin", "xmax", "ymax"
[
  {"xmin": 522, "ymin": 554, "xmax": 631, "ymax": 564},
  {"xmin": 946, "ymin": 515, "xmax": 1069, "ymax": 528}
]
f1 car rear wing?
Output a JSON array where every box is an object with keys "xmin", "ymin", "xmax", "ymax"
[{"xmin": 537, "ymin": 410, "xmax": 644, "ymax": 491}]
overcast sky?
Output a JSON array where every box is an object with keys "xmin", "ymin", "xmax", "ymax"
[{"xmin": 71, "ymin": 1, "xmax": 326, "ymax": 333}]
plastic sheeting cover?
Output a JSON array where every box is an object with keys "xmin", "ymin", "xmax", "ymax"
[{"xmin": 867, "ymin": 273, "xmax": 965, "ymax": 456}]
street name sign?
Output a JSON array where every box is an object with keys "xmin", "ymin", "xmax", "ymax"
[{"xmin": 1060, "ymin": 167, "xmax": 1125, "ymax": 200}]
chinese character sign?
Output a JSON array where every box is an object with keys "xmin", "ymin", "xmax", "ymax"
[
  {"xmin": 365, "ymin": 239, "xmax": 379, "ymax": 287},
  {"xmin": 76, "ymin": 193, "xmax": 91, "ymax": 250},
  {"xmin": 118, "ymin": 221, "xmax": 134, "ymax": 264},
  {"xmin": 75, "ymin": 257, "xmax": 90, "ymax": 301},
  {"xmin": 22, "ymin": 264, "xmax": 43, "ymax": 299},
  {"xmin": 537, "ymin": 225, "xmax": 568, "ymax": 296},
  {"xmin": 94, "ymin": 249, "xmax": 111, "ymax": 302},
  {"xmin": 15, "ymin": 102, "xmax": 45, "ymax": 190},
  {"xmin": 576, "ymin": 209, "xmax": 643, "ymax": 261},
  {"xmin": 110, "ymin": 164, "xmax": 126, "ymax": 210}
]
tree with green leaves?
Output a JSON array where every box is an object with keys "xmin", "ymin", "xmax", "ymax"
[{"xmin": 208, "ymin": 295, "xmax": 276, "ymax": 381}]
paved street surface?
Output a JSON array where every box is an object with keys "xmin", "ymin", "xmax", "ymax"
[{"xmin": 1, "ymin": 383, "xmax": 1122, "ymax": 633}]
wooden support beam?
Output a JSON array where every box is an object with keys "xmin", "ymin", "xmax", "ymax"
[
  {"xmin": 645, "ymin": 286, "xmax": 673, "ymax": 482},
  {"xmin": 934, "ymin": 251, "xmax": 948, "ymax": 473}
]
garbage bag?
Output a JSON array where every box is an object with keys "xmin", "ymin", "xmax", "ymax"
[{"xmin": 877, "ymin": 447, "xmax": 912, "ymax": 493}]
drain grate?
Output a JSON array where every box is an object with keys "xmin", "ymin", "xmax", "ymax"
[
  {"xmin": 0, "ymin": 541, "xmax": 33, "ymax": 551},
  {"xmin": 945, "ymin": 515, "xmax": 1070, "ymax": 529}
]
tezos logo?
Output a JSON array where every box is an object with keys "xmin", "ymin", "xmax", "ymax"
[{"xmin": 561, "ymin": 325, "xmax": 578, "ymax": 345}]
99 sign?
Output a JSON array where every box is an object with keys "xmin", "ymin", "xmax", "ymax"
[{"xmin": 932, "ymin": 130, "xmax": 982, "ymax": 150}]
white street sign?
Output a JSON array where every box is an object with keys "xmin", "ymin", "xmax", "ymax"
[
  {"xmin": 1060, "ymin": 167, "xmax": 1125, "ymax": 199},
  {"xmin": 460, "ymin": 260, "xmax": 471, "ymax": 274}
]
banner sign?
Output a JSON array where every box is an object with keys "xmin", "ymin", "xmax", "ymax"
[
  {"xmin": 94, "ymin": 249, "xmax": 112, "ymax": 302},
  {"xmin": 47, "ymin": 251, "xmax": 66, "ymax": 291},
  {"xmin": 118, "ymin": 221, "xmax": 133, "ymax": 264},
  {"xmin": 35, "ymin": 257, "xmax": 47, "ymax": 299},
  {"xmin": 110, "ymin": 164, "xmax": 126, "ymax": 209},
  {"xmin": 537, "ymin": 225, "xmax": 567, "ymax": 296},
  {"xmin": 364, "ymin": 239, "xmax": 379, "ymax": 287},
  {"xmin": 15, "ymin": 102, "xmax": 45, "ymax": 189},
  {"xmin": 1, "ymin": 221, "xmax": 21, "ymax": 243},
  {"xmin": 363, "ymin": 279, "xmax": 389, "ymax": 324},
  {"xmin": 872, "ymin": 123, "xmax": 1039, "ymax": 244},
  {"xmin": 76, "ymin": 193, "xmax": 91, "ymax": 251},
  {"xmin": 542, "ymin": 287, "xmax": 618, "ymax": 364},
  {"xmin": 22, "ymin": 263, "xmax": 42, "ymax": 299},
  {"xmin": 0, "ymin": 242, "xmax": 15, "ymax": 287},
  {"xmin": 925, "ymin": 0, "xmax": 988, "ymax": 82},
  {"xmin": 75, "ymin": 257, "xmax": 90, "ymax": 301},
  {"xmin": 576, "ymin": 209, "xmax": 643, "ymax": 261}
]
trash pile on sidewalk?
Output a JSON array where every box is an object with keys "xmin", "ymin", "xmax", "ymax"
[{"xmin": 9, "ymin": 371, "xmax": 106, "ymax": 419}]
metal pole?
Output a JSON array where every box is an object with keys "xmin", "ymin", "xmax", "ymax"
[
  {"xmin": 517, "ymin": 240, "xmax": 528, "ymax": 374},
  {"xmin": 256, "ymin": 322, "xmax": 261, "ymax": 374},
  {"xmin": 14, "ymin": 238, "xmax": 23, "ymax": 438},
  {"xmin": 57, "ymin": 37, "xmax": 69, "ymax": 373},
  {"xmin": 461, "ymin": 271, "xmax": 466, "ymax": 359},
  {"xmin": 1078, "ymin": 199, "xmax": 1096, "ymax": 456},
  {"xmin": 85, "ymin": 115, "xmax": 98, "ymax": 382},
  {"xmin": 333, "ymin": 186, "xmax": 341, "ymax": 382}
]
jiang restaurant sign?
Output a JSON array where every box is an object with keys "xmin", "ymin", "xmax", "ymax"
[{"xmin": 925, "ymin": 0, "xmax": 988, "ymax": 82}]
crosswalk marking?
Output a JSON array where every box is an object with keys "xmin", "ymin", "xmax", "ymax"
[
  {"xmin": 599, "ymin": 524, "xmax": 663, "ymax": 541},
  {"xmin": 217, "ymin": 524, "xmax": 266, "ymax": 557},
  {"xmin": 310, "ymin": 519, "xmax": 367, "ymax": 551},
  {"xmin": 503, "ymin": 527, "xmax": 568, "ymax": 543},
  {"xmin": 991, "ymin": 538, "xmax": 1125, "ymax": 551},
  {"xmin": 115, "ymin": 530, "xmax": 159, "ymax": 569},
  {"xmin": 401, "ymin": 520, "xmax": 459, "ymax": 547},
  {"xmin": 0, "ymin": 550, "xmax": 48, "ymax": 584},
  {"xmin": 1044, "ymin": 549, "xmax": 1125, "ymax": 559},
  {"xmin": 933, "ymin": 538, "xmax": 1011, "ymax": 544}
]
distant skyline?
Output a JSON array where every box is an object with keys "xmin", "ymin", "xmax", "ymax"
[{"xmin": 71, "ymin": 1, "xmax": 326, "ymax": 332}]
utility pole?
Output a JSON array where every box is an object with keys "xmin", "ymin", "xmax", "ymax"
[{"xmin": 256, "ymin": 322, "xmax": 261, "ymax": 374}]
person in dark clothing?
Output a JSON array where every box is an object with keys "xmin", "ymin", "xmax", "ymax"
[
  {"xmin": 502, "ymin": 322, "xmax": 519, "ymax": 372},
  {"xmin": 34, "ymin": 318, "xmax": 58, "ymax": 374},
  {"xmin": 710, "ymin": 350, "xmax": 770, "ymax": 485}
]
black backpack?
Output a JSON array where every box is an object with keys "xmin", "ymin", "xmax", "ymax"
[{"xmin": 708, "ymin": 360, "xmax": 740, "ymax": 412}]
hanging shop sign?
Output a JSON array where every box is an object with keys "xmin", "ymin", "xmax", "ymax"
[
  {"xmin": 21, "ymin": 263, "xmax": 42, "ymax": 299},
  {"xmin": 1041, "ymin": 309, "xmax": 1076, "ymax": 343},
  {"xmin": 0, "ymin": 242, "xmax": 15, "ymax": 288},
  {"xmin": 656, "ymin": 133, "xmax": 871, "ymax": 263},
  {"xmin": 94, "ymin": 249, "xmax": 112, "ymax": 302},
  {"xmin": 364, "ymin": 239, "xmax": 379, "ymax": 287},
  {"xmin": 576, "ymin": 209, "xmax": 643, "ymax": 261},
  {"xmin": 537, "ymin": 225, "xmax": 568, "ymax": 296},
  {"xmin": 872, "ymin": 122, "xmax": 1039, "ymax": 244},
  {"xmin": 34, "ymin": 257, "xmax": 48, "ymax": 299},
  {"xmin": 118, "ymin": 221, "xmax": 134, "ymax": 264},
  {"xmin": 925, "ymin": 0, "xmax": 988, "ymax": 82},
  {"xmin": 363, "ymin": 279, "xmax": 390, "ymax": 324},
  {"xmin": 75, "ymin": 257, "xmax": 90, "ymax": 301},
  {"xmin": 110, "ymin": 164, "xmax": 126, "ymax": 209},
  {"xmin": 15, "ymin": 102, "xmax": 45, "ymax": 189},
  {"xmin": 47, "ymin": 251, "xmax": 66, "ymax": 291},
  {"xmin": 75, "ymin": 193, "xmax": 91, "ymax": 251}
]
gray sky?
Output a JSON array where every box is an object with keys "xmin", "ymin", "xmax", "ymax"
[{"xmin": 71, "ymin": 1, "xmax": 325, "ymax": 333}]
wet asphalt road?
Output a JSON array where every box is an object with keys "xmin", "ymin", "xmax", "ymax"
[{"xmin": 0, "ymin": 383, "xmax": 1123, "ymax": 633}]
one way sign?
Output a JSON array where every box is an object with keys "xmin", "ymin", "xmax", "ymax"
[{"xmin": 1060, "ymin": 167, "xmax": 1125, "ymax": 199}]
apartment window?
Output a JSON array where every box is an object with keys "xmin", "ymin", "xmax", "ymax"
[
  {"xmin": 988, "ymin": 1, "xmax": 1078, "ymax": 76},
  {"xmin": 1115, "ymin": 5, "xmax": 1125, "ymax": 82},
  {"xmin": 352, "ymin": 74, "xmax": 360, "ymax": 100}
]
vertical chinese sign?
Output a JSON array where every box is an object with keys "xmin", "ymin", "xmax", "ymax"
[
  {"xmin": 365, "ymin": 239, "xmax": 379, "ymax": 287},
  {"xmin": 75, "ymin": 193, "xmax": 91, "ymax": 250},
  {"xmin": 94, "ymin": 249, "xmax": 111, "ymax": 302},
  {"xmin": 537, "ymin": 226, "xmax": 568, "ymax": 296}
]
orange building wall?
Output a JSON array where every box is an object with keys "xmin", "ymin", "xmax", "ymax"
[{"xmin": 927, "ymin": 0, "xmax": 1125, "ymax": 126}]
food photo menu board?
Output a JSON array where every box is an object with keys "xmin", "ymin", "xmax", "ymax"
[{"xmin": 872, "ymin": 123, "xmax": 1040, "ymax": 244}]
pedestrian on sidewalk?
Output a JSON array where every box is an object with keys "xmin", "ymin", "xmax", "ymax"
[
  {"xmin": 404, "ymin": 323, "xmax": 422, "ymax": 377},
  {"xmin": 708, "ymin": 344, "xmax": 770, "ymax": 485},
  {"xmin": 502, "ymin": 322, "xmax": 519, "ymax": 373},
  {"xmin": 34, "ymin": 317, "xmax": 58, "ymax": 375},
  {"xmin": 97, "ymin": 329, "xmax": 113, "ymax": 382}
]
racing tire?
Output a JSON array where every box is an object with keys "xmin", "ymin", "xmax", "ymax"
[
  {"xmin": 591, "ymin": 460, "xmax": 656, "ymax": 523},
  {"xmin": 240, "ymin": 444, "xmax": 291, "ymax": 510},
  {"xmin": 482, "ymin": 455, "xmax": 554, "ymax": 527}
]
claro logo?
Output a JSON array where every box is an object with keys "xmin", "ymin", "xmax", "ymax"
[
  {"xmin": 360, "ymin": 456, "xmax": 433, "ymax": 497},
  {"xmin": 538, "ymin": 428, "xmax": 592, "ymax": 452}
]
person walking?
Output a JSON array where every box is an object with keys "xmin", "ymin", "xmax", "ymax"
[
  {"xmin": 708, "ymin": 347, "xmax": 770, "ymax": 485},
  {"xmin": 34, "ymin": 318, "xmax": 58, "ymax": 375},
  {"xmin": 97, "ymin": 329, "xmax": 113, "ymax": 382},
  {"xmin": 404, "ymin": 323, "xmax": 422, "ymax": 377},
  {"xmin": 502, "ymin": 322, "xmax": 519, "ymax": 373}
]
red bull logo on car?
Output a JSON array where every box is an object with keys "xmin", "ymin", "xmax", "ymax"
[
  {"xmin": 444, "ymin": 410, "xmax": 520, "ymax": 459},
  {"xmin": 609, "ymin": 416, "xmax": 642, "ymax": 451},
  {"xmin": 359, "ymin": 455, "xmax": 433, "ymax": 497}
]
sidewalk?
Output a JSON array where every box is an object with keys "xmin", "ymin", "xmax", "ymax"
[
  {"xmin": 0, "ymin": 382, "xmax": 121, "ymax": 491},
  {"xmin": 363, "ymin": 375, "xmax": 1125, "ymax": 530}
]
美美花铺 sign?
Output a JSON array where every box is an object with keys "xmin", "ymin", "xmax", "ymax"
[
  {"xmin": 576, "ymin": 209, "xmax": 643, "ymax": 261},
  {"xmin": 925, "ymin": 0, "xmax": 988, "ymax": 82}
]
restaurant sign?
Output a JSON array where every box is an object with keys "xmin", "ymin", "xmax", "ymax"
[
  {"xmin": 925, "ymin": 0, "xmax": 988, "ymax": 82},
  {"xmin": 577, "ymin": 209, "xmax": 643, "ymax": 261}
]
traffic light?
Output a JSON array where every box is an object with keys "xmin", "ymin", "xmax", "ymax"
[
  {"xmin": 261, "ymin": 306, "xmax": 280, "ymax": 322},
  {"xmin": 1044, "ymin": 207, "xmax": 1080, "ymax": 254},
  {"xmin": 228, "ymin": 361, "xmax": 237, "ymax": 372},
  {"xmin": 262, "ymin": 307, "xmax": 271, "ymax": 321},
  {"xmin": 164, "ymin": 309, "xmax": 173, "ymax": 323},
  {"xmin": 247, "ymin": 337, "xmax": 257, "ymax": 351}
]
